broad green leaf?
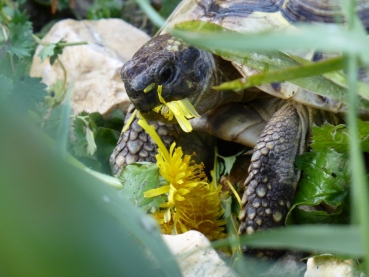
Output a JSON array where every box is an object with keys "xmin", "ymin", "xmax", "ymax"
[
  {"xmin": 117, "ymin": 163, "xmax": 167, "ymax": 212},
  {"xmin": 212, "ymin": 225, "xmax": 363, "ymax": 257},
  {"xmin": 0, "ymin": 101, "xmax": 181, "ymax": 277},
  {"xmin": 69, "ymin": 111, "xmax": 123, "ymax": 173},
  {"xmin": 288, "ymin": 149, "xmax": 350, "ymax": 224},
  {"xmin": 311, "ymin": 121, "xmax": 369, "ymax": 153},
  {"xmin": 94, "ymin": 127, "xmax": 120, "ymax": 159}
]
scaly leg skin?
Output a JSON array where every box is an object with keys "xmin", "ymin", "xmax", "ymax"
[
  {"xmin": 110, "ymin": 104, "xmax": 216, "ymax": 176},
  {"xmin": 110, "ymin": 104, "xmax": 178, "ymax": 176},
  {"xmin": 238, "ymin": 103, "xmax": 304, "ymax": 258}
]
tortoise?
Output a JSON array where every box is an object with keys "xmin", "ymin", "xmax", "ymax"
[{"xmin": 111, "ymin": 0, "xmax": 369, "ymax": 246}]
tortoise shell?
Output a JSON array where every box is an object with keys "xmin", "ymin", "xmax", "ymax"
[{"xmin": 160, "ymin": 0, "xmax": 369, "ymax": 115}]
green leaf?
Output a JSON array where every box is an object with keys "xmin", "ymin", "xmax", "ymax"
[
  {"xmin": 86, "ymin": 126, "xmax": 97, "ymax": 155},
  {"xmin": 9, "ymin": 75, "xmax": 47, "ymax": 113},
  {"xmin": 71, "ymin": 112, "xmax": 93, "ymax": 158},
  {"xmin": 158, "ymin": 0, "xmax": 181, "ymax": 19},
  {"xmin": 0, "ymin": 102, "xmax": 181, "ymax": 277},
  {"xmin": 117, "ymin": 163, "xmax": 167, "ymax": 212},
  {"xmin": 69, "ymin": 111, "xmax": 122, "ymax": 173},
  {"xmin": 38, "ymin": 44, "xmax": 56, "ymax": 63},
  {"xmin": 311, "ymin": 121, "xmax": 369, "ymax": 153},
  {"xmin": 86, "ymin": 0, "xmax": 122, "ymax": 19},
  {"xmin": 173, "ymin": 21, "xmax": 369, "ymax": 112},
  {"xmin": 214, "ymin": 56, "xmax": 344, "ymax": 92},
  {"xmin": 212, "ymin": 225, "xmax": 364, "ymax": 257},
  {"xmin": 7, "ymin": 22, "xmax": 34, "ymax": 58},
  {"xmin": 11, "ymin": 9, "xmax": 30, "ymax": 25},
  {"xmin": 45, "ymin": 79, "xmax": 66, "ymax": 107},
  {"xmin": 54, "ymin": 83, "xmax": 72, "ymax": 157},
  {"xmin": 0, "ymin": 74, "xmax": 13, "ymax": 95},
  {"xmin": 217, "ymin": 149, "xmax": 245, "ymax": 175},
  {"xmin": 288, "ymin": 149, "xmax": 350, "ymax": 224},
  {"xmin": 49, "ymin": 42, "xmax": 65, "ymax": 65},
  {"xmin": 42, "ymin": 104, "xmax": 64, "ymax": 139},
  {"xmin": 94, "ymin": 127, "xmax": 120, "ymax": 165}
]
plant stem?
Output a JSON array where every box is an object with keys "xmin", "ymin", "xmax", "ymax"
[
  {"xmin": 31, "ymin": 34, "xmax": 87, "ymax": 47},
  {"xmin": 56, "ymin": 57, "xmax": 68, "ymax": 90}
]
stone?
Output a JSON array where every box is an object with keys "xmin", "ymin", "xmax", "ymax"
[
  {"xmin": 30, "ymin": 19, "xmax": 150, "ymax": 116},
  {"xmin": 305, "ymin": 256, "xmax": 364, "ymax": 277},
  {"xmin": 162, "ymin": 231, "xmax": 239, "ymax": 277}
]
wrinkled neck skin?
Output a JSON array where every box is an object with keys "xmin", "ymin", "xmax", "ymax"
[{"xmin": 121, "ymin": 33, "xmax": 246, "ymax": 122}]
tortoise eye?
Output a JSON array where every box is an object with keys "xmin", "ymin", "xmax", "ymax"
[{"xmin": 159, "ymin": 65, "xmax": 175, "ymax": 84}]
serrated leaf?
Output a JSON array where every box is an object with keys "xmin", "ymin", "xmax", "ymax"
[
  {"xmin": 38, "ymin": 44, "xmax": 56, "ymax": 63},
  {"xmin": 9, "ymin": 75, "xmax": 47, "ymax": 113},
  {"xmin": 118, "ymin": 163, "xmax": 167, "ymax": 212},
  {"xmin": 10, "ymin": 9, "xmax": 30, "ymax": 25},
  {"xmin": 287, "ymin": 149, "xmax": 350, "ymax": 224},
  {"xmin": 218, "ymin": 149, "xmax": 245, "ymax": 175},
  {"xmin": 7, "ymin": 22, "xmax": 34, "ymax": 58},
  {"xmin": 50, "ymin": 43, "xmax": 65, "ymax": 65},
  {"xmin": 311, "ymin": 120, "xmax": 369, "ymax": 153}
]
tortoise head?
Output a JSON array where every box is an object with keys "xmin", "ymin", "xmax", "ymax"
[{"xmin": 121, "ymin": 34, "xmax": 219, "ymax": 120}]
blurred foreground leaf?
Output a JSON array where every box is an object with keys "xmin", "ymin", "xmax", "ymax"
[
  {"xmin": 0, "ymin": 103, "xmax": 181, "ymax": 277},
  {"xmin": 213, "ymin": 225, "xmax": 363, "ymax": 257}
]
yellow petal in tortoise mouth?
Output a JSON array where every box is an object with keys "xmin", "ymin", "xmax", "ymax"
[{"xmin": 152, "ymin": 85, "xmax": 200, "ymax": 133}]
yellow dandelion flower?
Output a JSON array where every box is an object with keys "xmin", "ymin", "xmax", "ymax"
[
  {"xmin": 152, "ymin": 85, "xmax": 200, "ymax": 133},
  {"xmin": 138, "ymin": 118, "xmax": 226, "ymax": 240}
]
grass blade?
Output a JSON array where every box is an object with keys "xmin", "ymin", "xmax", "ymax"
[{"xmin": 212, "ymin": 225, "xmax": 363, "ymax": 257}]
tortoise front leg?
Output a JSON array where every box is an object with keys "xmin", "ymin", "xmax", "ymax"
[
  {"xmin": 238, "ymin": 103, "xmax": 305, "ymax": 236},
  {"xmin": 110, "ymin": 104, "xmax": 216, "ymax": 176},
  {"xmin": 109, "ymin": 104, "xmax": 177, "ymax": 176}
]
